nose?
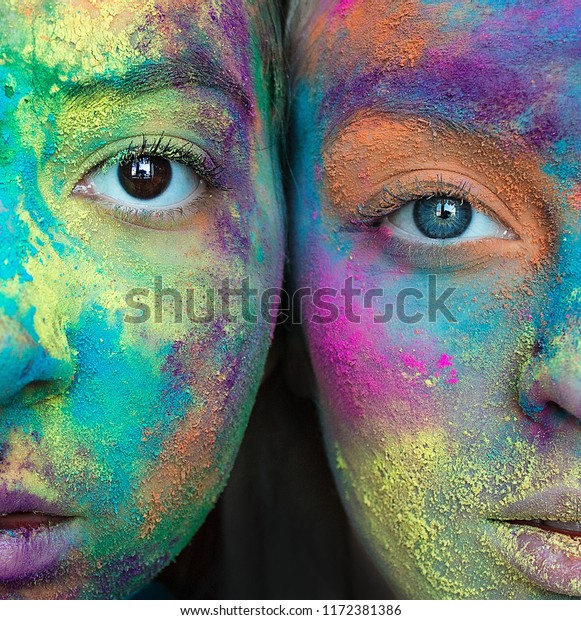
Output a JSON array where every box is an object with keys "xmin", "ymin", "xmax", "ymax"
[
  {"xmin": 518, "ymin": 211, "xmax": 581, "ymax": 423},
  {"xmin": 519, "ymin": 325, "xmax": 581, "ymax": 422},
  {"xmin": 0, "ymin": 313, "xmax": 74, "ymax": 407}
]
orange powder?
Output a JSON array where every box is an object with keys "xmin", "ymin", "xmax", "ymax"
[{"xmin": 322, "ymin": 114, "xmax": 557, "ymax": 268}]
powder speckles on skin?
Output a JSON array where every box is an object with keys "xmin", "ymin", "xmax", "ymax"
[
  {"xmin": 9, "ymin": 0, "xmax": 163, "ymax": 77},
  {"xmin": 298, "ymin": 0, "xmax": 440, "ymax": 73},
  {"xmin": 0, "ymin": 0, "xmax": 283, "ymax": 600},
  {"xmin": 289, "ymin": 0, "xmax": 580, "ymax": 600},
  {"xmin": 333, "ymin": 420, "xmax": 581, "ymax": 598},
  {"xmin": 138, "ymin": 322, "xmax": 260, "ymax": 539},
  {"xmin": 295, "ymin": 0, "xmax": 579, "ymax": 160}
]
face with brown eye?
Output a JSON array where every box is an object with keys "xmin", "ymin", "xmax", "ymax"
[
  {"xmin": 0, "ymin": 0, "xmax": 283, "ymax": 600},
  {"xmin": 289, "ymin": 0, "xmax": 581, "ymax": 599}
]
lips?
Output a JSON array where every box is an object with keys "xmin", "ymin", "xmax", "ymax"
[
  {"xmin": 0, "ymin": 488, "xmax": 71, "ymax": 517},
  {"xmin": 507, "ymin": 519, "xmax": 581, "ymax": 538},
  {"xmin": 0, "ymin": 489, "xmax": 80, "ymax": 582},
  {"xmin": 0, "ymin": 512, "xmax": 72, "ymax": 531},
  {"xmin": 487, "ymin": 487, "xmax": 581, "ymax": 597}
]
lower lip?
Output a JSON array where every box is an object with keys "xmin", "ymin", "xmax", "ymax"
[
  {"xmin": 0, "ymin": 514, "xmax": 79, "ymax": 582},
  {"xmin": 486, "ymin": 520, "xmax": 581, "ymax": 597}
]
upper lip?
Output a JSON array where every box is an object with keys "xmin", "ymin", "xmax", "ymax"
[
  {"xmin": 0, "ymin": 488, "xmax": 75, "ymax": 517},
  {"xmin": 492, "ymin": 487, "xmax": 581, "ymax": 523}
]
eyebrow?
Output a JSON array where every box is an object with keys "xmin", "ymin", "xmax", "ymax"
[
  {"xmin": 322, "ymin": 102, "xmax": 481, "ymax": 150},
  {"xmin": 64, "ymin": 51, "xmax": 253, "ymax": 115}
]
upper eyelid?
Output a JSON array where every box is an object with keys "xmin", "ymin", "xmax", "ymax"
[
  {"xmin": 357, "ymin": 176, "xmax": 476, "ymax": 218},
  {"xmin": 94, "ymin": 139, "xmax": 213, "ymax": 179},
  {"xmin": 50, "ymin": 83, "xmax": 238, "ymax": 171},
  {"xmin": 355, "ymin": 171, "xmax": 512, "ymax": 223},
  {"xmin": 323, "ymin": 115, "xmax": 560, "ymax": 232},
  {"xmin": 69, "ymin": 135, "xmax": 223, "ymax": 190}
]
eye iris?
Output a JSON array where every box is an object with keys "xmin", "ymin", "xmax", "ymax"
[
  {"xmin": 118, "ymin": 156, "xmax": 172, "ymax": 200},
  {"xmin": 413, "ymin": 196, "xmax": 472, "ymax": 239}
]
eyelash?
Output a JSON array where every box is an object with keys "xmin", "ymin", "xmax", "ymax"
[
  {"xmin": 352, "ymin": 175, "xmax": 474, "ymax": 226},
  {"xmin": 98, "ymin": 134, "xmax": 227, "ymax": 191},
  {"xmin": 339, "ymin": 174, "xmax": 519, "ymax": 271}
]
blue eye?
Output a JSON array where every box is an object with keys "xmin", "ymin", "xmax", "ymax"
[
  {"xmin": 413, "ymin": 196, "xmax": 472, "ymax": 239},
  {"xmin": 386, "ymin": 193, "xmax": 513, "ymax": 242}
]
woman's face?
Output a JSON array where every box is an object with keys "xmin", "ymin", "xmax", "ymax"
[
  {"xmin": 290, "ymin": 0, "xmax": 580, "ymax": 599},
  {"xmin": 0, "ymin": 0, "xmax": 283, "ymax": 599}
]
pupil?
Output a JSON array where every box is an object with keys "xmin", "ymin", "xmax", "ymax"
[
  {"xmin": 118, "ymin": 156, "xmax": 172, "ymax": 200},
  {"xmin": 435, "ymin": 201, "xmax": 456, "ymax": 219},
  {"xmin": 413, "ymin": 196, "xmax": 472, "ymax": 239}
]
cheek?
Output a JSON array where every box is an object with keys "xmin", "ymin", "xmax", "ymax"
[
  {"xmin": 302, "ymin": 233, "xmax": 541, "ymax": 444},
  {"xmin": 300, "ymin": 245, "xmax": 459, "ymax": 435},
  {"xmin": 31, "ymin": 252, "xmax": 265, "ymax": 499},
  {"xmin": 136, "ymin": 322, "xmax": 263, "ymax": 538},
  {"xmin": 309, "ymin": 314, "xmax": 441, "ymax": 435},
  {"xmin": 111, "ymin": 328, "xmax": 267, "ymax": 596}
]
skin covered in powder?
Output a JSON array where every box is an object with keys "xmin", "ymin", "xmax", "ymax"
[
  {"xmin": 289, "ymin": 0, "xmax": 581, "ymax": 599},
  {"xmin": 0, "ymin": 0, "xmax": 283, "ymax": 599}
]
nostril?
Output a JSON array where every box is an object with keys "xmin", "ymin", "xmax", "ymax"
[
  {"xmin": 541, "ymin": 400, "xmax": 569, "ymax": 420},
  {"xmin": 20, "ymin": 378, "xmax": 69, "ymax": 405},
  {"xmin": 21, "ymin": 380, "xmax": 49, "ymax": 397},
  {"xmin": 519, "ymin": 350, "xmax": 581, "ymax": 422},
  {"xmin": 0, "ymin": 315, "xmax": 75, "ymax": 406},
  {"xmin": 535, "ymin": 399, "xmax": 580, "ymax": 431}
]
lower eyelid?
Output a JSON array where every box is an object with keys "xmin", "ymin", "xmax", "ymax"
[
  {"xmin": 84, "ymin": 193, "xmax": 206, "ymax": 230},
  {"xmin": 369, "ymin": 223, "xmax": 527, "ymax": 271}
]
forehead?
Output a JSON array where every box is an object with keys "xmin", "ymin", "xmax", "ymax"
[
  {"xmin": 0, "ymin": 0, "xmax": 255, "ymax": 88},
  {"xmin": 295, "ymin": 0, "xmax": 580, "ymax": 164}
]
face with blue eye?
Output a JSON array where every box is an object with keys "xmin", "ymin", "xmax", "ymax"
[
  {"xmin": 289, "ymin": 0, "xmax": 580, "ymax": 599},
  {"xmin": 0, "ymin": 0, "xmax": 283, "ymax": 599}
]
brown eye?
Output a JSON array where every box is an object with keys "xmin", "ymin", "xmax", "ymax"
[{"xmin": 118, "ymin": 156, "xmax": 172, "ymax": 200}]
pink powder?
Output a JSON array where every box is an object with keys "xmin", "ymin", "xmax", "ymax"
[
  {"xmin": 438, "ymin": 354, "xmax": 454, "ymax": 368},
  {"xmin": 401, "ymin": 353, "xmax": 428, "ymax": 374},
  {"xmin": 331, "ymin": 0, "xmax": 359, "ymax": 18}
]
